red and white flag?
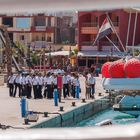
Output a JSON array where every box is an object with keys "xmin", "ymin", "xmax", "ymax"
[{"xmin": 93, "ymin": 17, "xmax": 112, "ymax": 45}]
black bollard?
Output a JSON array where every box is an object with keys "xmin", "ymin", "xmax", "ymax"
[
  {"xmin": 72, "ymin": 102, "xmax": 76, "ymax": 106},
  {"xmin": 44, "ymin": 112, "xmax": 48, "ymax": 117},
  {"xmin": 24, "ymin": 118, "xmax": 29, "ymax": 125},
  {"xmin": 82, "ymin": 98, "xmax": 86, "ymax": 103},
  {"xmin": 60, "ymin": 106, "xmax": 64, "ymax": 111}
]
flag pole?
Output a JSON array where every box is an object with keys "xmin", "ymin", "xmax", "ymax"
[
  {"xmin": 105, "ymin": 35, "xmax": 121, "ymax": 52},
  {"xmin": 132, "ymin": 11, "xmax": 138, "ymax": 56},
  {"xmin": 106, "ymin": 13, "xmax": 126, "ymax": 52},
  {"xmin": 126, "ymin": 9, "xmax": 132, "ymax": 52}
]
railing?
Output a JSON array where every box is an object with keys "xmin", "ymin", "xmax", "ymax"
[
  {"xmin": 82, "ymin": 22, "xmax": 98, "ymax": 27},
  {"xmin": 81, "ymin": 41, "xmax": 93, "ymax": 46},
  {"xmin": 101, "ymin": 41, "xmax": 119, "ymax": 46},
  {"xmin": 112, "ymin": 22, "xmax": 119, "ymax": 26},
  {"xmin": 1, "ymin": 124, "xmax": 140, "ymax": 140},
  {"xmin": 35, "ymin": 26, "xmax": 46, "ymax": 31}
]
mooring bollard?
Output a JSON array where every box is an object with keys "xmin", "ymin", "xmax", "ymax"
[
  {"xmin": 82, "ymin": 98, "xmax": 86, "ymax": 103},
  {"xmin": 54, "ymin": 89, "xmax": 58, "ymax": 106},
  {"xmin": 24, "ymin": 118, "xmax": 29, "ymax": 125},
  {"xmin": 21, "ymin": 96, "xmax": 27, "ymax": 118},
  {"xmin": 75, "ymin": 86, "xmax": 80, "ymax": 99},
  {"xmin": 72, "ymin": 102, "xmax": 76, "ymax": 106},
  {"xmin": 60, "ymin": 106, "xmax": 64, "ymax": 111},
  {"xmin": 44, "ymin": 112, "xmax": 48, "ymax": 117}
]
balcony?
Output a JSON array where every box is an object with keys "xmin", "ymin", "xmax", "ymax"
[
  {"xmin": 81, "ymin": 41, "xmax": 93, "ymax": 46},
  {"xmin": 112, "ymin": 22, "xmax": 119, "ymax": 27},
  {"xmin": 82, "ymin": 22, "xmax": 98, "ymax": 27},
  {"xmin": 81, "ymin": 27, "xmax": 98, "ymax": 34},
  {"xmin": 81, "ymin": 22, "xmax": 98, "ymax": 34},
  {"xmin": 101, "ymin": 41, "xmax": 119, "ymax": 46},
  {"xmin": 31, "ymin": 26, "xmax": 46, "ymax": 32},
  {"xmin": 31, "ymin": 26, "xmax": 55, "ymax": 32},
  {"xmin": 35, "ymin": 26, "xmax": 46, "ymax": 31},
  {"xmin": 30, "ymin": 41, "xmax": 53, "ymax": 49}
]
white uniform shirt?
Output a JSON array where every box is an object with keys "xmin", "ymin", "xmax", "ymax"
[
  {"xmin": 44, "ymin": 76, "xmax": 53, "ymax": 85},
  {"xmin": 63, "ymin": 75, "xmax": 68, "ymax": 84},
  {"xmin": 67, "ymin": 75, "xmax": 71, "ymax": 83},
  {"xmin": 21, "ymin": 76, "xmax": 26, "ymax": 85},
  {"xmin": 53, "ymin": 77, "xmax": 57, "ymax": 85},
  {"xmin": 70, "ymin": 76, "xmax": 75, "ymax": 85},
  {"xmin": 32, "ymin": 76, "xmax": 39, "ymax": 85},
  {"xmin": 25, "ymin": 75, "xmax": 32, "ymax": 85},
  {"xmin": 38, "ymin": 76, "xmax": 43, "ymax": 85},
  {"xmin": 8, "ymin": 75, "xmax": 16, "ymax": 84},
  {"xmin": 15, "ymin": 75, "xmax": 22, "ymax": 84},
  {"xmin": 89, "ymin": 76, "xmax": 96, "ymax": 85}
]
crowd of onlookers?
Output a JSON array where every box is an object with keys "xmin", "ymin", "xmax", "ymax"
[{"xmin": 7, "ymin": 68, "xmax": 96, "ymax": 100}]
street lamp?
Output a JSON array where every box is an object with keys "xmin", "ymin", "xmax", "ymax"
[
  {"xmin": 49, "ymin": 45, "xmax": 52, "ymax": 68},
  {"xmin": 41, "ymin": 44, "xmax": 46, "ymax": 73}
]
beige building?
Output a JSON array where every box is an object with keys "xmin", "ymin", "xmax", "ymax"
[{"xmin": 0, "ymin": 13, "xmax": 61, "ymax": 49}]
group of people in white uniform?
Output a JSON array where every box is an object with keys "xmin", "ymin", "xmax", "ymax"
[
  {"xmin": 8, "ymin": 69, "xmax": 79, "ymax": 99},
  {"xmin": 7, "ymin": 69, "xmax": 96, "ymax": 100}
]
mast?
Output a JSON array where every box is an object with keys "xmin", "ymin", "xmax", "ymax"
[{"xmin": 132, "ymin": 11, "xmax": 138, "ymax": 56}]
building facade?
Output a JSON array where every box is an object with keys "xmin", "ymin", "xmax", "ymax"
[
  {"xmin": 0, "ymin": 13, "xmax": 62, "ymax": 49},
  {"xmin": 78, "ymin": 9, "xmax": 140, "ymax": 67}
]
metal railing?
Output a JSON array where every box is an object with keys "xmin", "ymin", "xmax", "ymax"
[
  {"xmin": 82, "ymin": 22, "xmax": 98, "ymax": 27},
  {"xmin": 112, "ymin": 22, "xmax": 119, "ymax": 26},
  {"xmin": 1, "ymin": 124, "xmax": 140, "ymax": 140},
  {"xmin": 81, "ymin": 41, "xmax": 93, "ymax": 46}
]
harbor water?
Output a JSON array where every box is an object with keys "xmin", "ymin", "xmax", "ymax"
[{"xmin": 75, "ymin": 108, "xmax": 138, "ymax": 127}]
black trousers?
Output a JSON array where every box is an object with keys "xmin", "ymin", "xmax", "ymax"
[
  {"xmin": 33, "ymin": 85, "xmax": 38, "ymax": 99},
  {"xmin": 13, "ymin": 83, "xmax": 21, "ymax": 97},
  {"xmin": 21, "ymin": 85, "xmax": 27, "ymax": 96},
  {"xmin": 44, "ymin": 86, "xmax": 47, "ymax": 98},
  {"xmin": 47, "ymin": 85, "xmax": 51, "ymax": 99},
  {"xmin": 26, "ymin": 84, "xmax": 32, "ymax": 98},
  {"xmin": 63, "ymin": 84, "xmax": 69, "ymax": 98},
  {"xmin": 9, "ymin": 83, "xmax": 14, "ymax": 97},
  {"xmin": 71, "ymin": 85, "xmax": 76, "ymax": 98},
  {"xmin": 37, "ymin": 85, "xmax": 43, "ymax": 99}
]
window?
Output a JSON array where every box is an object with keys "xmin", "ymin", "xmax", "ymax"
[
  {"xmin": 2, "ymin": 17, "xmax": 13, "ymax": 27},
  {"xmin": 42, "ymin": 36, "xmax": 45, "ymax": 41},
  {"xmin": 16, "ymin": 18, "xmax": 30, "ymax": 29},
  {"xmin": 95, "ymin": 16, "xmax": 98, "ymax": 22},
  {"xmin": 20, "ymin": 35, "xmax": 25, "ymax": 40},
  {"xmin": 48, "ymin": 17, "xmax": 51, "ymax": 27},
  {"xmin": 34, "ymin": 17, "xmax": 46, "ymax": 26},
  {"xmin": 116, "ymin": 16, "xmax": 119, "ymax": 23},
  {"xmin": 35, "ymin": 36, "xmax": 39, "ymax": 41}
]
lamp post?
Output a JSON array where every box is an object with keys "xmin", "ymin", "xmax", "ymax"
[
  {"xmin": 42, "ymin": 44, "xmax": 46, "ymax": 74},
  {"xmin": 49, "ymin": 45, "xmax": 52, "ymax": 68}
]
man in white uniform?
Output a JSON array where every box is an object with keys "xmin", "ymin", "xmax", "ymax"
[
  {"xmin": 13, "ymin": 73, "xmax": 22, "ymax": 97},
  {"xmin": 8, "ymin": 73, "xmax": 16, "ymax": 97}
]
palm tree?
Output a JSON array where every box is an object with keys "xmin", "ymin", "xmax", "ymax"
[{"xmin": 73, "ymin": 48, "xmax": 79, "ymax": 67}]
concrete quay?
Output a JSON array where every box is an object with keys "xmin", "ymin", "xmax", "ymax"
[{"xmin": 0, "ymin": 74, "xmax": 108, "ymax": 128}]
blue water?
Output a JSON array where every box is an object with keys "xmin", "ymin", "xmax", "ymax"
[{"xmin": 76, "ymin": 108, "xmax": 137, "ymax": 127}]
